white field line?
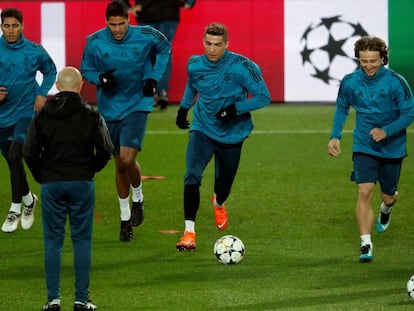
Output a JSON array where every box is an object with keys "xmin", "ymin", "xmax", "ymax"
[
  {"xmin": 146, "ymin": 129, "xmax": 414, "ymax": 135},
  {"xmin": 146, "ymin": 129, "xmax": 358, "ymax": 135}
]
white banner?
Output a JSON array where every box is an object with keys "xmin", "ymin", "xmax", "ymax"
[{"xmin": 284, "ymin": 0, "xmax": 388, "ymax": 102}]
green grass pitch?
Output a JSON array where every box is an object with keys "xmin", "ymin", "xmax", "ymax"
[{"xmin": 1, "ymin": 104, "xmax": 414, "ymax": 310}]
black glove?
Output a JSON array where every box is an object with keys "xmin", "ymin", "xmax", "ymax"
[
  {"xmin": 176, "ymin": 107, "xmax": 190, "ymax": 129},
  {"xmin": 99, "ymin": 69, "xmax": 116, "ymax": 88},
  {"xmin": 143, "ymin": 79, "xmax": 158, "ymax": 96},
  {"xmin": 216, "ymin": 104, "xmax": 237, "ymax": 121}
]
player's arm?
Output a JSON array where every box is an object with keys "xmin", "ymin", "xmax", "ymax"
[
  {"xmin": 176, "ymin": 75, "xmax": 197, "ymax": 129},
  {"xmin": 33, "ymin": 95, "xmax": 47, "ymax": 112},
  {"xmin": 180, "ymin": 78, "xmax": 197, "ymax": 110},
  {"xmin": 36, "ymin": 45, "xmax": 57, "ymax": 96},
  {"xmin": 80, "ymin": 42, "xmax": 102, "ymax": 85},
  {"xmin": 35, "ymin": 46, "xmax": 57, "ymax": 111},
  {"xmin": 328, "ymin": 80, "xmax": 351, "ymax": 157},
  {"xmin": 143, "ymin": 26, "xmax": 171, "ymax": 82},
  {"xmin": 233, "ymin": 58, "xmax": 271, "ymax": 114},
  {"xmin": 382, "ymin": 74, "xmax": 414, "ymax": 137}
]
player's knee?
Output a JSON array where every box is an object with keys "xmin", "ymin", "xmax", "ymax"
[
  {"xmin": 116, "ymin": 155, "xmax": 136, "ymax": 169},
  {"xmin": 381, "ymin": 190, "xmax": 398, "ymax": 207},
  {"xmin": 184, "ymin": 173, "xmax": 201, "ymax": 186},
  {"xmin": 7, "ymin": 142, "xmax": 23, "ymax": 165},
  {"xmin": 383, "ymin": 195, "xmax": 397, "ymax": 207}
]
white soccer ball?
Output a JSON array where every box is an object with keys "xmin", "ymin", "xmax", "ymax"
[
  {"xmin": 213, "ymin": 235, "xmax": 245, "ymax": 265},
  {"xmin": 407, "ymin": 275, "xmax": 414, "ymax": 300}
]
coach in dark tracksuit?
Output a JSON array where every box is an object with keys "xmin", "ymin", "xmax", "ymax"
[{"xmin": 23, "ymin": 67, "xmax": 113, "ymax": 311}]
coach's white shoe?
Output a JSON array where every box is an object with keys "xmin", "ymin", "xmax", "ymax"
[
  {"xmin": 21, "ymin": 194, "xmax": 38, "ymax": 230},
  {"xmin": 1, "ymin": 212, "xmax": 21, "ymax": 233}
]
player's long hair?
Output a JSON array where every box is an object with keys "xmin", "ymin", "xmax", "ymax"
[{"xmin": 354, "ymin": 36, "xmax": 389, "ymax": 65}]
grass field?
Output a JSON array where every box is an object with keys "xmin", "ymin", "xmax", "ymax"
[{"xmin": 1, "ymin": 104, "xmax": 414, "ymax": 310}]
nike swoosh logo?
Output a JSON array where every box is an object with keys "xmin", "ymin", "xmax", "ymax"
[{"xmin": 218, "ymin": 220, "xmax": 227, "ymax": 230}]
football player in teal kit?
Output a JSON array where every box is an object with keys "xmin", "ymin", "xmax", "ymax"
[
  {"xmin": 175, "ymin": 22, "xmax": 271, "ymax": 251},
  {"xmin": 81, "ymin": 0, "xmax": 170, "ymax": 242},
  {"xmin": 328, "ymin": 36, "xmax": 414, "ymax": 262}
]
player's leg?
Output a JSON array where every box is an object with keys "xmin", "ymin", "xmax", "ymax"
[
  {"xmin": 376, "ymin": 159, "xmax": 402, "ymax": 233},
  {"xmin": 0, "ymin": 127, "xmax": 23, "ymax": 233},
  {"xmin": 67, "ymin": 180, "xmax": 97, "ymax": 310},
  {"xmin": 176, "ymin": 131, "xmax": 214, "ymax": 251},
  {"xmin": 212, "ymin": 142, "xmax": 243, "ymax": 231},
  {"xmin": 6, "ymin": 118, "xmax": 37, "ymax": 231},
  {"xmin": 105, "ymin": 120, "xmax": 133, "ymax": 241},
  {"xmin": 352, "ymin": 153, "xmax": 377, "ymax": 262},
  {"xmin": 120, "ymin": 112, "xmax": 148, "ymax": 227},
  {"xmin": 2, "ymin": 118, "xmax": 36, "ymax": 232},
  {"xmin": 115, "ymin": 112, "xmax": 148, "ymax": 241},
  {"xmin": 7, "ymin": 140, "xmax": 37, "ymax": 230}
]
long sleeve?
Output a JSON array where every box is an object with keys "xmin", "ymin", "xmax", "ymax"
[
  {"xmin": 35, "ymin": 45, "xmax": 57, "ymax": 97},
  {"xmin": 233, "ymin": 57, "xmax": 271, "ymax": 114},
  {"xmin": 382, "ymin": 73, "xmax": 414, "ymax": 137},
  {"xmin": 143, "ymin": 26, "xmax": 171, "ymax": 82},
  {"xmin": 330, "ymin": 79, "xmax": 351, "ymax": 140}
]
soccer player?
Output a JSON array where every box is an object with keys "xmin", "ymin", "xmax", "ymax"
[
  {"xmin": 328, "ymin": 36, "xmax": 414, "ymax": 263},
  {"xmin": 81, "ymin": 0, "xmax": 170, "ymax": 242},
  {"xmin": 120, "ymin": 0, "xmax": 196, "ymax": 109},
  {"xmin": 175, "ymin": 22, "xmax": 271, "ymax": 251},
  {"xmin": 0, "ymin": 8, "xmax": 57, "ymax": 233},
  {"xmin": 23, "ymin": 67, "xmax": 113, "ymax": 311}
]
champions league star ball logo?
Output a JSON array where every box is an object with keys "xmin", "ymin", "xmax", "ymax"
[{"xmin": 300, "ymin": 15, "xmax": 369, "ymax": 85}]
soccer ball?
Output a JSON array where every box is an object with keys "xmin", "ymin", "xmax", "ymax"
[
  {"xmin": 407, "ymin": 275, "xmax": 414, "ymax": 300},
  {"xmin": 300, "ymin": 15, "xmax": 369, "ymax": 85},
  {"xmin": 213, "ymin": 235, "xmax": 245, "ymax": 265}
]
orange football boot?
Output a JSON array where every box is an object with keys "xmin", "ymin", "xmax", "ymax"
[
  {"xmin": 212, "ymin": 195, "xmax": 228, "ymax": 231},
  {"xmin": 176, "ymin": 231, "xmax": 196, "ymax": 251}
]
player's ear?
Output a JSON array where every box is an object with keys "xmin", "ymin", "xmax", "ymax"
[{"xmin": 78, "ymin": 80, "xmax": 84, "ymax": 93}]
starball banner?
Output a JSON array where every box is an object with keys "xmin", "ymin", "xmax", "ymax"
[{"xmin": 0, "ymin": 0, "xmax": 412, "ymax": 103}]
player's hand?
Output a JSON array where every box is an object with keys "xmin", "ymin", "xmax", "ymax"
[
  {"xmin": 176, "ymin": 107, "xmax": 190, "ymax": 129},
  {"xmin": 99, "ymin": 69, "xmax": 116, "ymax": 88},
  {"xmin": 370, "ymin": 128, "xmax": 386, "ymax": 142},
  {"xmin": 327, "ymin": 138, "xmax": 341, "ymax": 157},
  {"xmin": 34, "ymin": 95, "xmax": 47, "ymax": 112},
  {"xmin": 142, "ymin": 79, "xmax": 158, "ymax": 97},
  {"xmin": 216, "ymin": 104, "xmax": 237, "ymax": 121},
  {"xmin": 0, "ymin": 86, "xmax": 8, "ymax": 102}
]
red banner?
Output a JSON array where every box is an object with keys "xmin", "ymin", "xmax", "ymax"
[{"xmin": 1, "ymin": 1, "xmax": 283, "ymax": 103}]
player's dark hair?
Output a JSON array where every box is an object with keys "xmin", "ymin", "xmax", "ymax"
[
  {"xmin": 204, "ymin": 23, "xmax": 228, "ymax": 42},
  {"xmin": 106, "ymin": 0, "xmax": 128, "ymax": 20},
  {"xmin": 1, "ymin": 8, "xmax": 23, "ymax": 24},
  {"xmin": 354, "ymin": 36, "xmax": 389, "ymax": 65}
]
